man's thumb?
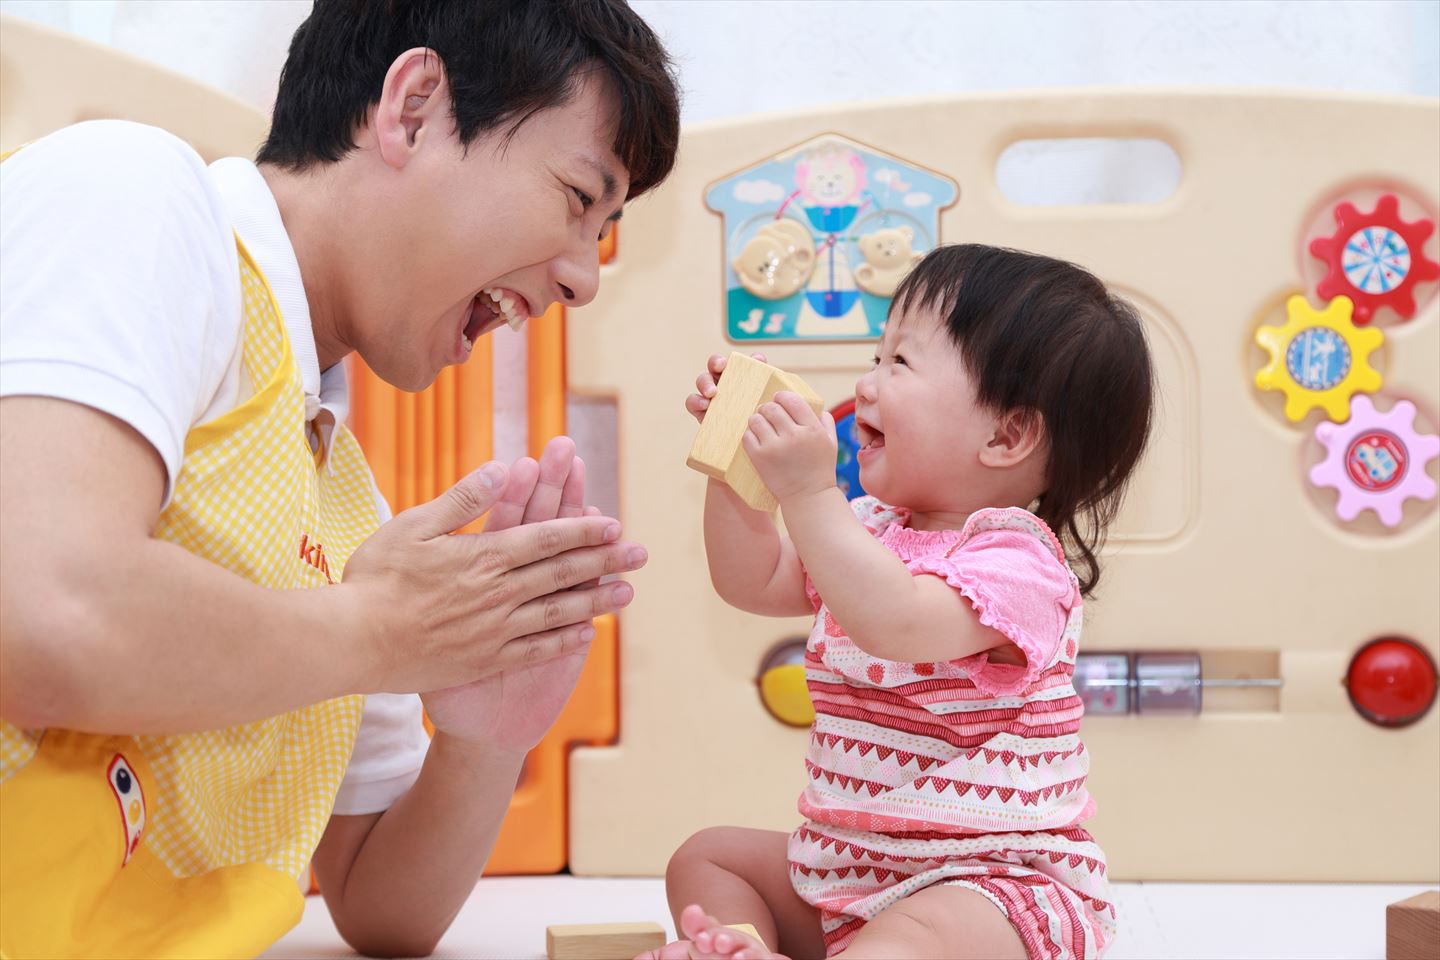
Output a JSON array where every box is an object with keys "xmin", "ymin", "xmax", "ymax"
[{"xmin": 409, "ymin": 462, "xmax": 508, "ymax": 538}]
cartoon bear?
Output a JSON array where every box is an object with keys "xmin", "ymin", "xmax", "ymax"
[
  {"xmin": 853, "ymin": 225, "xmax": 922, "ymax": 297},
  {"xmin": 732, "ymin": 219, "xmax": 816, "ymax": 299}
]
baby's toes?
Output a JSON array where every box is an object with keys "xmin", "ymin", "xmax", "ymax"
[
  {"xmin": 679, "ymin": 904, "xmax": 718, "ymax": 941},
  {"xmin": 633, "ymin": 940, "xmax": 695, "ymax": 960}
]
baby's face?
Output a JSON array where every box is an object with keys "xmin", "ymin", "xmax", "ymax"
[{"xmin": 851, "ymin": 306, "xmax": 998, "ymax": 512}]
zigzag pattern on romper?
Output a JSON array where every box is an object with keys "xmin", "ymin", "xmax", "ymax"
[{"xmin": 788, "ymin": 497, "xmax": 1114, "ymax": 958}]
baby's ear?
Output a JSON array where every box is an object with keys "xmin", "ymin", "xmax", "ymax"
[{"xmin": 982, "ymin": 408, "xmax": 1046, "ymax": 466}]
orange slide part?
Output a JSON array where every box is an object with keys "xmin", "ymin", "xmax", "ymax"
[{"xmin": 343, "ymin": 229, "xmax": 619, "ymax": 874}]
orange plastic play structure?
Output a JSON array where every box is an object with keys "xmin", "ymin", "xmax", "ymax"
[{"xmin": 345, "ymin": 231, "xmax": 619, "ymax": 874}]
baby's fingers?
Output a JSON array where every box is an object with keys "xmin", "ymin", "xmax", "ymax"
[
  {"xmin": 685, "ymin": 393, "xmax": 711, "ymax": 422},
  {"xmin": 773, "ymin": 391, "xmax": 818, "ymax": 425}
]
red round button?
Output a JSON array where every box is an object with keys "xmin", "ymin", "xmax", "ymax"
[{"xmin": 1345, "ymin": 638, "xmax": 1438, "ymax": 728}]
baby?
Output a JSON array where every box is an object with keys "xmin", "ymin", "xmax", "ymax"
[{"xmin": 652, "ymin": 244, "xmax": 1155, "ymax": 960}]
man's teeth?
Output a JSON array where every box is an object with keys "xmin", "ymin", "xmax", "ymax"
[{"xmin": 481, "ymin": 287, "xmax": 526, "ymax": 331}]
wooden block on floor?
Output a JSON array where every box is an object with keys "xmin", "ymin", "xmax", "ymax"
[
  {"xmin": 1388, "ymin": 890, "xmax": 1440, "ymax": 960},
  {"xmin": 546, "ymin": 922, "xmax": 666, "ymax": 960},
  {"xmin": 725, "ymin": 923, "xmax": 766, "ymax": 948},
  {"xmin": 686, "ymin": 351, "xmax": 824, "ymax": 513}
]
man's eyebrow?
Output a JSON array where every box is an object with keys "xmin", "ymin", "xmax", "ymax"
[{"xmin": 579, "ymin": 153, "xmax": 624, "ymax": 221}]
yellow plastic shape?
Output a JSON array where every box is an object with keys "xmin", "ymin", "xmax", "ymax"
[
  {"xmin": 759, "ymin": 663, "xmax": 815, "ymax": 727},
  {"xmin": 1254, "ymin": 295, "xmax": 1383, "ymax": 422},
  {"xmin": 686, "ymin": 352, "xmax": 824, "ymax": 512}
]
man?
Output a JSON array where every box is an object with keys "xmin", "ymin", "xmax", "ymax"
[{"xmin": 0, "ymin": 1, "xmax": 679, "ymax": 955}]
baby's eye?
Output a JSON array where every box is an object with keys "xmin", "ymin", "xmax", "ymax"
[
  {"xmin": 871, "ymin": 356, "xmax": 881, "ymax": 367},
  {"xmin": 893, "ymin": 354, "xmax": 908, "ymax": 366}
]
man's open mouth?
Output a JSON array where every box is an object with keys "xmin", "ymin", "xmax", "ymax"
[{"xmin": 460, "ymin": 288, "xmax": 532, "ymax": 352}]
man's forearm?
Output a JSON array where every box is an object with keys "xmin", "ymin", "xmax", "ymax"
[
  {"xmin": 0, "ymin": 534, "xmax": 371, "ymax": 734},
  {"xmin": 315, "ymin": 733, "xmax": 525, "ymax": 958}
]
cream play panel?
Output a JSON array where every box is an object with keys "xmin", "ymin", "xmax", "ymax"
[
  {"xmin": 567, "ymin": 91, "xmax": 1440, "ymax": 882},
  {"xmin": 0, "ymin": 15, "xmax": 268, "ymax": 160}
]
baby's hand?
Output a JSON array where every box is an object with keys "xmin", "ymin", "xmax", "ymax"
[
  {"xmin": 744, "ymin": 391, "xmax": 838, "ymax": 502},
  {"xmin": 685, "ymin": 352, "xmax": 767, "ymax": 424}
]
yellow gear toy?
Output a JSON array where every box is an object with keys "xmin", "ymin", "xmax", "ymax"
[{"xmin": 1254, "ymin": 295, "xmax": 1383, "ymax": 422}]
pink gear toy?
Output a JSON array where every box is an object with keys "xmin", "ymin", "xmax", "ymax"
[
  {"xmin": 1308, "ymin": 194, "xmax": 1440, "ymax": 324},
  {"xmin": 1310, "ymin": 395, "xmax": 1440, "ymax": 527}
]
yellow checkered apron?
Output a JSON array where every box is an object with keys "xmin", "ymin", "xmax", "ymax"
[{"xmin": 0, "ymin": 235, "xmax": 382, "ymax": 958}]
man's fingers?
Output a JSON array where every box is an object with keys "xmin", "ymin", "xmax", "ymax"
[
  {"xmin": 509, "ymin": 580, "xmax": 635, "ymax": 638},
  {"xmin": 483, "ymin": 457, "xmax": 540, "ymax": 532},
  {"xmin": 494, "ymin": 622, "xmax": 597, "ymax": 671},
  {"xmin": 476, "ymin": 514, "xmax": 622, "ymax": 570},
  {"xmin": 522, "ymin": 436, "xmax": 576, "ymax": 524},
  {"xmin": 403, "ymin": 462, "xmax": 507, "ymax": 539},
  {"xmin": 558, "ymin": 456, "xmax": 585, "ymax": 519},
  {"xmin": 511, "ymin": 538, "xmax": 646, "ymax": 600}
]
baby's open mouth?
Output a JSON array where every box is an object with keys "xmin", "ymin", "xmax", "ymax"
[{"xmin": 855, "ymin": 417, "xmax": 885, "ymax": 451}]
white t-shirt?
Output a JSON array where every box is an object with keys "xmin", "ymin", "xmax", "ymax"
[{"xmin": 0, "ymin": 120, "xmax": 428, "ymax": 815}]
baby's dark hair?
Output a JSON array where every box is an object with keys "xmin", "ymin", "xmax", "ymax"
[{"xmin": 891, "ymin": 244, "xmax": 1154, "ymax": 597}]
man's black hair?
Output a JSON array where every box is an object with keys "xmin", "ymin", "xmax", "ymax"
[{"xmin": 258, "ymin": 0, "xmax": 680, "ymax": 198}]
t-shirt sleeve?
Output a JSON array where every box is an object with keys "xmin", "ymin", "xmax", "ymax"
[
  {"xmin": 330, "ymin": 490, "xmax": 431, "ymax": 816},
  {"xmin": 908, "ymin": 522, "xmax": 1078, "ymax": 696},
  {"xmin": 331, "ymin": 692, "xmax": 431, "ymax": 816},
  {"xmin": 0, "ymin": 121, "xmax": 242, "ymax": 504}
]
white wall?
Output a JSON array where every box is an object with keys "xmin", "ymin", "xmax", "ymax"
[{"xmin": 3, "ymin": 0, "xmax": 1437, "ymax": 122}]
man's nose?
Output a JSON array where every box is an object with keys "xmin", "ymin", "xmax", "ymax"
[{"xmin": 551, "ymin": 237, "xmax": 601, "ymax": 309}]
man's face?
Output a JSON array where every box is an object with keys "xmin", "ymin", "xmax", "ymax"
[{"xmin": 357, "ymin": 72, "xmax": 627, "ymax": 391}]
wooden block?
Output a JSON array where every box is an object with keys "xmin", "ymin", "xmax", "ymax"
[
  {"xmin": 546, "ymin": 922, "xmax": 666, "ymax": 960},
  {"xmin": 725, "ymin": 923, "xmax": 766, "ymax": 948},
  {"xmin": 1388, "ymin": 891, "xmax": 1440, "ymax": 960},
  {"xmin": 686, "ymin": 351, "xmax": 824, "ymax": 512}
]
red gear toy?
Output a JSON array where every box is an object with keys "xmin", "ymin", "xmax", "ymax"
[{"xmin": 1308, "ymin": 194, "xmax": 1439, "ymax": 324}]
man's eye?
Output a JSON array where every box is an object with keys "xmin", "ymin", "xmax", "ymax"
[{"xmin": 573, "ymin": 187, "xmax": 594, "ymax": 209}]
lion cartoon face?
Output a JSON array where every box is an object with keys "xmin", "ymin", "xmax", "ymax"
[{"xmin": 795, "ymin": 146, "xmax": 866, "ymax": 206}]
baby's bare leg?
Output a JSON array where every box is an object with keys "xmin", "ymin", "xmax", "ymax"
[
  {"xmin": 831, "ymin": 884, "xmax": 1026, "ymax": 960},
  {"xmin": 662, "ymin": 826, "xmax": 825, "ymax": 960}
]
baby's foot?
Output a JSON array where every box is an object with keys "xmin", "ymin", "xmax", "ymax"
[{"xmin": 679, "ymin": 904, "xmax": 783, "ymax": 960}]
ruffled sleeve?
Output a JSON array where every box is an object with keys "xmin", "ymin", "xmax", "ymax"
[{"xmin": 908, "ymin": 508, "xmax": 1078, "ymax": 696}]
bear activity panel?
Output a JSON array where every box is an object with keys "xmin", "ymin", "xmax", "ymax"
[
  {"xmin": 565, "ymin": 91, "xmax": 1438, "ymax": 883},
  {"xmin": 706, "ymin": 134, "xmax": 956, "ymax": 342}
]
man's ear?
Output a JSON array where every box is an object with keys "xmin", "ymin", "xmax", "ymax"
[
  {"xmin": 980, "ymin": 408, "xmax": 1046, "ymax": 468},
  {"xmin": 371, "ymin": 47, "xmax": 448, "ymax": 170}
]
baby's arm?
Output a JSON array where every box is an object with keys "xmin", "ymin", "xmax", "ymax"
[
  {"xmin": 781, "ymin": 486, "xmax": 1010, "ymax": 662},
  {"xmin": 703, "ymin": 478, "xmax": 811, "ymax": 616},
  {"xmin": 748, "ymin": 392, "xmax": 1014, "ymax": 664},
  {"xmin": 688, "ymin": 354, "xmax": 810, "ymax": 617}
]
